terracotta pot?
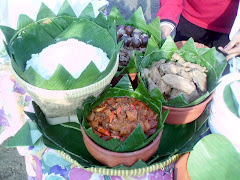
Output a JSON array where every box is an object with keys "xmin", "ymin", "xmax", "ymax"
[
  {"xmin": 174, "ymin": 153, "xmax": 191, "ymax": 180},
  {"xmin": 163, "ymin": 93, "xmax": 214, "ymax": 125},
  {"xmin": 81, "ymin": 126, "xmax": 163, "ymax": 167}
]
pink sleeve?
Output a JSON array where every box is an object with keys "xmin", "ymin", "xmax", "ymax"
[{"xmin": 156, "ymin": 0, "xmax": 183, "ymax": 25}]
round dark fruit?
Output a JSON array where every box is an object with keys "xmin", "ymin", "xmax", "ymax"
[
  {"xmin": 121, "ymin": 34, "xmax": 131, "ymax": 46},
  {"xmin": 117, "ymin": 25, "xmax": 125, "ymax": 30},
  {"xmin": 132, "ymin": 36, "xmax": 141, "ymax": 48},
  {"xmin": 125, "ymin": 25, "xmax": 134, "ymax": 35},
  {"xmin": 132, "ymin": 29, "xmax": 142, "ymax": 36},
  {"xmin": 140, "ymin": 34, "xmax": 149, "ymax": 47}
]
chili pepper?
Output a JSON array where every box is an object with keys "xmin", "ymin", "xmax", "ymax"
[
  {"xmin": 131, "ymin": 104, "xmax": 136, "ymax": 111},
  {"xmin": 97, "ymin": 127, "xmax": 110, "ymax": 136},
  {"xmin": 133, "ymin": 100, "xmax": 139, "ymax": 106},
  {"xmin": 116, "ymin": 107, "xmax": 122, "ymax": 114},
  {"xmin": 109, "ymin": 111, "xmax": 115, "ymax": 123}
]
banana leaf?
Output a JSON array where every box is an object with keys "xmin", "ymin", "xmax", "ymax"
[
  {"xmin": 187, "ymin": 134, "xmax": 240, "ymax": 180},
  {"xmin": 107, "ymin": 5, "xmax": 162, "ymax": 70},
  {"xmin": 57, "ymin": 0, "xmax": 76, "ymax": 17},
  {"xmin": 23, "ymin": 96, "xmax": 209, "ymax": 168},
  {"xmin": 224, "ymin": 83, "xmax": 239, "ymax": 118},
  {"xmin": 6, "ymin": 120, "xmax": 42, "ymax": 147},
  {"xmin": 78, "ymin": 74, "xmax": 166, "ymax": 152},
  {"xmin": 79, "ymin": 3, "xmax": 95, "ymax": 19},
  {"xmin": 17, "ymin": 76, "xmax": 209, "ymax": 168},
  {"xmin": 0, "ymin": 1, "xmax": 120, "ymax": 90},
  {"xmin": 108, "ymin": 6, "xmax": 161, "ymax": 45},
  {"xmin": 127, "ymin": 36, "xmax": 227, "ymax": 107}
]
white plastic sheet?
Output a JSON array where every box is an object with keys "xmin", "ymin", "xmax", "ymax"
[{"xmin": 209, "ymin": 58, "xmax": 240, "ymax": 153}]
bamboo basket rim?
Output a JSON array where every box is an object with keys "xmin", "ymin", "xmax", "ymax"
[{"xmin": 56, "ymin": 149, "xmax": 181, "ymax": 176}]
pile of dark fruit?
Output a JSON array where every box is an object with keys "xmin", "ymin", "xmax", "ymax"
[{"xmin": 117, "ymin": 25, "xmax": 149, "ymax": 66}]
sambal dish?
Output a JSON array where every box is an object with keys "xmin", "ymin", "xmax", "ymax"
[{"xmin": 87, "ymin": 97, "xmax": 158, "ymax": 142}]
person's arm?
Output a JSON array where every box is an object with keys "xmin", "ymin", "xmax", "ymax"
[
  {"xmin": 156, "ymin": 0, "xmax": 183, "ymax": 39},
  {"xmin": 218, "ymin": 30, "xmax": 240, "ymax": 60}
]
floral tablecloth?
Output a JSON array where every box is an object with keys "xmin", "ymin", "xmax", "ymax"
[{"xmin": 0, "ymin": 68, "xmax": 174, "ymax": 180}]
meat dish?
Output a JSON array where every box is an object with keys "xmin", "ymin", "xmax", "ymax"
[
  {"xmin": 87, "ymin": 97, "xmax": 158, "ymax": 142},
  {"xmin": 142, "ymin": 53, "xmax": 208, "ymax": 103}
]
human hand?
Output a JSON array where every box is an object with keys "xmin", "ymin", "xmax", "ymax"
[
  {"xmin": 161, "ymin": 24, "xmax": 172, "ymax": 39},
  {"xmin": 218, "ymin": 31, "xmax": 240, "ymax": 60}
]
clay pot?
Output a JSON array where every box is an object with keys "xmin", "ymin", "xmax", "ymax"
[
  {"xmin": 174, "ymin": 153, "xmax": 191, "ymax": 180},
  {"xmin": 81, "ymin": 126, "xmax": 163, "ymax": 167},
  {"xmin": 163, "ymin": 93, "xmax": 214, "ymax": 125}
]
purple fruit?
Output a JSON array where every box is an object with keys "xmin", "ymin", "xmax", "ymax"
[
  {"xmin": 125, "ymin": 25, "xmax": 134, "ymax": 35},
  {"xmin": 140, "ymin": 34, "xmax": 149, "ymax": 47},
  {"xmin": 121, "ymin": 34, "xmax": 131, "ymax": 46},
  {"xmin": 132, "ymin": 29, "xmax": 142, "ymax": 37},
  {"xmin": 132, "ymin": 36, "xmax": 141, "ymax": 48},
  {"xmin": 117, "ymin": 25, "xmax": 125, "ymax": 30}
]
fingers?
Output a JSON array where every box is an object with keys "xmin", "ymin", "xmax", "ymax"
[
  {"xmin": 226, "ymin": 45, "xmax": 240, "ymax": 55},
  {"xmin": 218, "ymin": 31, "xmax": 240, "ymax": 60},
  {"xmin": 218, "ymin": 46, "xmax": 226, "ymax": 53},
  {"xmin": 225, "ymin": 31, "xmax": 240, "ymax": 50},
  {"xmin": 219, "ymin": 46, "xmax": 240, "ymax": 60},
  {"xmin": 161, "ymin": 25, "xmax": 172, "ymax": 39}
]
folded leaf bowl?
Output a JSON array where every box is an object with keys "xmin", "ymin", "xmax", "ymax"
[
  {"xmin": 77, "ymin": 74, "xmax": 167, "ymax": 167},
  {"xmin": 135, "ymin": 38, "xmax": 227, "ymax": 124},
  {"xmin": 1, "ymin": 1, "xmax": 121, "ymax": 122}
]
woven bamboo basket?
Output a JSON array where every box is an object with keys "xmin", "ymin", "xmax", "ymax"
[
  {"xmin": 56, "ymin": 149, "xmax": 181, "ymax": 176},
  {"xmin": 10, "ymin": 57, "xmax": 119, "ymax": 123}
]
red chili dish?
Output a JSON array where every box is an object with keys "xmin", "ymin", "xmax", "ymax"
[{"xmin": 87, "ymin": 97, "xmax": 158, "ymax": 142}]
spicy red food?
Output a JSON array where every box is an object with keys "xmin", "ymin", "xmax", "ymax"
[{"xmin": 87, "ymin": 97, "xmax": 158, "ymax": 142}]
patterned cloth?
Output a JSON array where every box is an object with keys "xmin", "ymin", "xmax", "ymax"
[{"xmin": 0, "ymin": 69, "xmax": 174, "ymax": 180}]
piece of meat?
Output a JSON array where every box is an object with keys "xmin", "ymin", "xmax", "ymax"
[
  {"xmin": 172, "ymin": 53, "xmax": 186, "ymax": 64},
  {"xmin": 147, "ymin": 77, "xmax": 158, "ymax": 91},
  {"xmin": 119, "ymin": 123, "xmax": 132, "ymax": 136},
  {"xmin": 170, "ymin": 89, "xmax": 200, "ymax": 103},
  {"xmin": 181, "ymin": 62, "xmax": 207, "ymax": 73},
  {"xmin": 162, "ymin": 74, "xmax": 196, "ymax": 95},
  {"xmin": 149, "ymin": 66, "xmax": 161, "ymax": 83},
  {"xmin": 177, "ymin": 69, "xmax": 192, "ymax": 80},
  {"xmin": 152, "ymin": 59, "xmax": 166, "ymax": 67},
  {"xmin": 169, "ymin": 89, "xmax": 182, "ymax": 99},
  {"xmin": 142, "ymin": 68, "xmax": 150, "ymax": 77},
  {"xmin": 126, "ymin": 110, "xmax": 138, "ymax": 121},
  {"xmin": 151, "ymin": 60, "xmax": 166, "ymax": 76},
  {"xmin": 160, "ymin": 62, "xmax": 180, "ymax": 75},
  {"xmin": 157, "ymin": 79, "xmax": 171, "ymax": 95},
  {"xmin": 189, "ymin": 69, "xmax": 207, "ymax": 93}
]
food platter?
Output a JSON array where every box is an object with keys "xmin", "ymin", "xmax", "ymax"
[
  {"xmin": 25, "ymin": 74, "xmax": 211, "ymax": 175},
  {"xmin": 0, "ymin": 1, "xmax": 228, "ymax": 176}
]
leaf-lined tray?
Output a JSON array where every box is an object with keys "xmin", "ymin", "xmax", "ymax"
[{"xmin": 24, "ymin": 101, "xmax": 210, "ymax": 175}]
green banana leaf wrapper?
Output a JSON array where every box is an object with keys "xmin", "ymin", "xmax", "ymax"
[
  {"xmin": 107, "ymin": 6, "xmax": 163, "ymax": 71},
  {"xmin": 0, "ymin": 0, "xmax": 121, "ymax": 90},
  {"xmin": 121, "ymin": 36, "xmax": 227, "ymax": 107},
  {"xmin": 15, "ymin": 74, "xmax": 211, "ymax": 169},
  {"xmin": 77, "ymin": 74, "xmax": 167, "ymax": 152}
]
